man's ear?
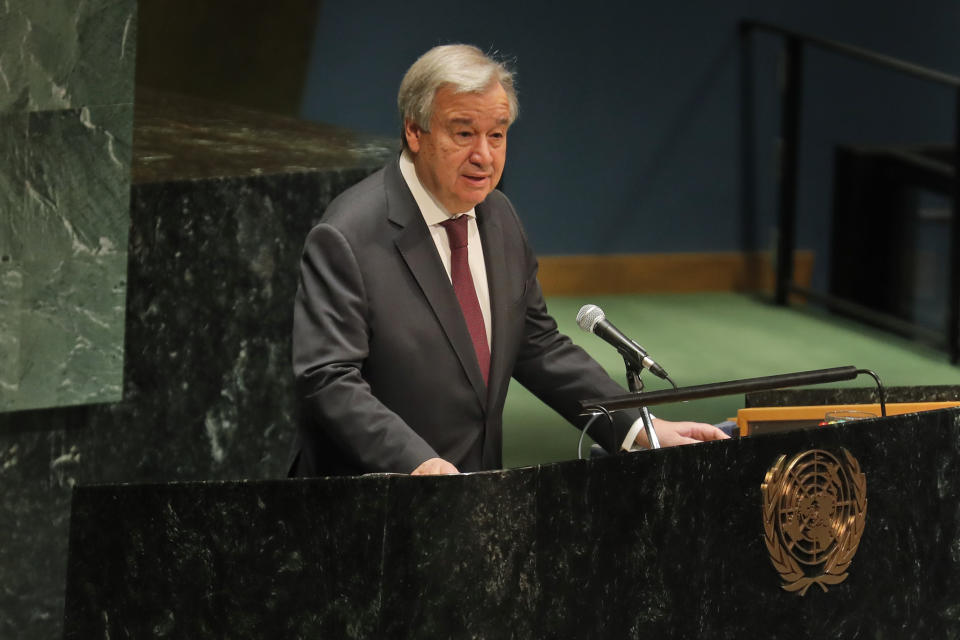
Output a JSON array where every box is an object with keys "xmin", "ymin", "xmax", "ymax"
[{"xmin": 404, "ymin": 120, "xmax": 423, "ymax": 153}]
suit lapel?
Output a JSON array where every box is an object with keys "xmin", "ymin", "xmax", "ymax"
[
  {"xmin": 386, "ymin": 161, "xmax": 488, "ymax": 407},
  {"xmin": 476, "ymin": 201, "xmax": 511, "ymax": 407}
]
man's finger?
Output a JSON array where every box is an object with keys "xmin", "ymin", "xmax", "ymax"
[
  {"xmin": 411, "ymin": 457, "xmax": 460, "ymax": 475},
  {"xmin": 688, "ymin": 424, "xmax": 731, "ymax": 440}
]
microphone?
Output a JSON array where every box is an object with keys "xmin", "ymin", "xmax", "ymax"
[{"xmin": 576, "ymin": 304, "xmax": 670, "ymax": 380}]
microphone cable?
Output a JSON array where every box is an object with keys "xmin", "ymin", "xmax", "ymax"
[
  {"xmin": 856, "ymin": 368, "xmax": 887, "ymax": 416},
  {"xmin": 578, "ymin": 407, "xmax": 614, "ymax": 460}
]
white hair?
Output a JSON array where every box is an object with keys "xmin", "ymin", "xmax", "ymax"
[{"xmin": 397, "ymin": 44, "xmax": 518, "ymax": 147}]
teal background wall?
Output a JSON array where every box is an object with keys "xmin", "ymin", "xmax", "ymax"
[
  {"xmin": 0, "ymin": 2, "xmax": 958, "ymax": 636},
  {"xmin": 299, "ymin": 1, "xmax": 959, "ymax": 288},
  {"xmin": 0, "ymin": 0, "xmax": 137, "ymax": 412}
]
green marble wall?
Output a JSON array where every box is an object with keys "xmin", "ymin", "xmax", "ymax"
[{"xmin": 0, "ymin": 0, "xmax": 136, "ymax": 411}]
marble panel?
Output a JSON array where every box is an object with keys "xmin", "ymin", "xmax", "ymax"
[
  {"xmin": 131, "ymin": 88, "xmax": 397, "ymax": 183},
  {"xmin": 0, "ymin": 0, "xmax": 135, "ymax": 414},
  {"xmin": 1, "ymin": 104, "xmax": 131, "ymax": 411},
  {"xmin": 532, "ymin": 459, "xmax": 603, "ymax": 630},
  {"xmin": 0, "ymin": 113, "xmax": 28, "ymax": 252},
  {"xmin": 0, "ymin": 113, "xmax": 27, "ymax": 398},
  {"xmin": 0, "ymin": 424, "xmax": 78, "ymax": 637},
  {"xmin": 64, "ymin": 477, "xmax": 390, "ymax": 639},
  {"xmin": 111, "ymin": 168, "xmax": 380, "ymax": 482},
  {"xmin": 379, "ymin": 470, "xmax": 540, "ymax": 638},
  {"xmin": 1, "ymin": 87, "xmax": 394, "ymax": 636},
  {"xmin": 0, "ymin": 262, "xmax": 21, "ymax": 397},
  {"xmin": 0, "ymin": 0, "xmax": 136, "ymax": 113},
  {"xmin": 60, "ymin": 409, "xmax": 960, "ymax": 638},
  {"xmin": 21, "ymin": 105, "xmax": 132, "ymax": 260},
  {"xmin": 0, "ymin": 157, "xmax": 390, "ymax": 638}
]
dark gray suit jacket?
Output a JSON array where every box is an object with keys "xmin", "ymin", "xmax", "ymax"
[{"xmin": 289, "ymin": 158, "xmax": 639, "ymax": 476}]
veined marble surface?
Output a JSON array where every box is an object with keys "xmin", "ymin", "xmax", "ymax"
[
  {"xmin": 0, "ymin": 88, "xmax": 395, "ymax": 637},
  {"xmin": 62, "ymin": 409, "xmax": 960, "ymax": 638},
  {"xmin": 132, "ymin": 88, "xmax": 397, "ymax": 183},
  {"xmin": 0, "ymin": 0, "xmax": 135, "ymax": 112},
  {"xmin": 0, "ymin": 0, "xmax": 136, "ymax": 412},
  {"xmin": 0, "ymin": 3, "xmax": 396, "ymax": 635}
]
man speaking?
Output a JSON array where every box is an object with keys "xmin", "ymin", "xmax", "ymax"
[{"xmin": 289, "ymin": 44, "xmax": 726, "ymax": 477}]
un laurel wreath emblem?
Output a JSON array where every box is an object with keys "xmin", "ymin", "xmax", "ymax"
[{"xmin": 762, "ymin": 448, "xmax": 867, "ymax": 595}]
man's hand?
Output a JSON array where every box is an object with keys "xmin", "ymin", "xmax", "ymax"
[
  {"xmin": 637, "ymin": 418, "xmax": 730, "ymax": 448},
  {"xmin": 411, "ymin": 457, "xmax": 460, "ymax": 475}
]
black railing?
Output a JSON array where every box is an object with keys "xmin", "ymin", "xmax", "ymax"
[{"xmin": 740, "ymin": 20, "xmax": 960, "ymax": 363}]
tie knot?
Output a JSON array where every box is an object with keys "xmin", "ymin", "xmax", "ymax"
[{"xmin": 440, "ymin": 215, "xmax": 469, "ymax": 249}]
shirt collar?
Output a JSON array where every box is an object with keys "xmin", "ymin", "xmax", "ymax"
[{"xmin": 399, "ymin": 149, "xmax": 476, "ymax": 226}]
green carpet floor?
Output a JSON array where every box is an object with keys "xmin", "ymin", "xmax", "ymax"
[{"xmin": 502, "ymin": 292, "xmax": 960, "ymax": 468}]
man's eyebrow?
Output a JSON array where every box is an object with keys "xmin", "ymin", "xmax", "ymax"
[
  {"xmin": 447, "ymin": 116, "xmax": 510, "ymax": 127},
  {"xmin": 448, "ymin": 116, "xmax": 510, "ymax": 125}
]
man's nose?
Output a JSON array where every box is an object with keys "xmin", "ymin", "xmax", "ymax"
[{"xmin": 470, "ymin": 136, "xmax": 494, "ymax": 165}]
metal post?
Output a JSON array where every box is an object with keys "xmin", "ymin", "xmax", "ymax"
[
  {"xmin": 949, "ymin": 89, "xmax": 960, "ymax": 363},
  {"xmin": 739, "ymin": 23, "xmax": 758, "ymax": 265},
  {"xmin": 625, "ymin": 366, "xmax": 660, "ymax": 450},
  {"xmin": 775, "ymin": 37, "xmax": 803, "ymax": 305}
]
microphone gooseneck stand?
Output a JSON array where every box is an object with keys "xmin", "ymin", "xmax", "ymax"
[
  {"xmin": 624, "ymin": 356, "xmax": 661, "ymax": 450},
  {"xmin": 581, "ymin": 366, "xmax": 888, "ymax": 430}
]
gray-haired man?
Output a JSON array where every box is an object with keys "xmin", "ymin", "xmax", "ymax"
[{"xmin": 289, "ymin": 44, "xmax": 726, "ymax": 477}]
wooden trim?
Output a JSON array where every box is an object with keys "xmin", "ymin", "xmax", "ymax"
[
  {"xmin": 536, "ymin": 251, "xmax": 814, "ymax": 296},
  {"xmin": 737, "ymin": 402, "xmax": 960, "ymax": 436}
]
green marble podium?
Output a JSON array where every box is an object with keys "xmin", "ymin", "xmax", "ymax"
[{"xmin": 63, "ymin": 405, "xmax": 960, "ymax": 638}]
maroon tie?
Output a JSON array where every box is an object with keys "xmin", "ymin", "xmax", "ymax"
[{"xmin": 440, "ymin": 216, "xmax": 490, "ymax": 385}]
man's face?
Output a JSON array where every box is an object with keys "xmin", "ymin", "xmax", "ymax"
[{"xmin": 405, "ymin": 82, "xmax": 511, "ymax": 214}]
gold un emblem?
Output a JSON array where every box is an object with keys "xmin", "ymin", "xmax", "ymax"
[{"xmin": 762, "ymin": 449, "xmax": 867, "ymax": 595}]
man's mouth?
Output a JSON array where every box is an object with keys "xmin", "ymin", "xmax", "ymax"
[{"xmin": 463, "ymin": 174, "xmax": 489, "ymax": 186}]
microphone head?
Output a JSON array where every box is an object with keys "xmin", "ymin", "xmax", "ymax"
[{"xmin": 576, "ymin": 304, "xmax": 605, "ymax": 333}]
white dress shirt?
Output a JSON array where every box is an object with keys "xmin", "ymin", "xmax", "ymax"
[{"xmin": 399, "ymin": 150, "xmax": 492, "ymax": 349}]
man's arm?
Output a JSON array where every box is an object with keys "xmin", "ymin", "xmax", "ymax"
[
  {"xmin": 503, "ymin": 230, "xmax": 640, "ymax": 452},
  {"xmin": 293, "ymin": 223, "xmax": 441, "ymax": 474},
  {"xmin": 504, "ymin": 211, "xmax": 726, "ymax": 451}
]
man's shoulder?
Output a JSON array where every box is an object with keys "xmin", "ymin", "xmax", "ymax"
[
  {"xmin": 322, "ymin": 164, "xmax": 391, "ymax": 227},
  {"xmin": 479, "ymin": 188, "xmax": 524, "ymax": 234},
  {"xmin": 482, "ymin": 187, "xmax": 511, "ymax": 209}
]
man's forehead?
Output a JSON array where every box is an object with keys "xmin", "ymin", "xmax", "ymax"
[
  {"xmin": 434, "ymin": 95, "xmax": 511, "ymax": 129},
  {"xmin": 434, "ymin": 84, "xmax": 509, "ymax": 111}
]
